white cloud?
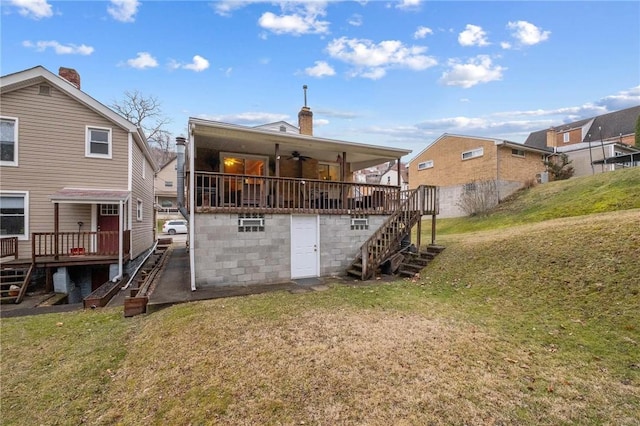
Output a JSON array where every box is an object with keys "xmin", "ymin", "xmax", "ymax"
[
  {"xmin": 396, "ymin": 0, "xmax": 421, "ymax": 10},
  {"xmin": 22, "ymin": 40, "xmax": 94, "ymax": 55},
  {"xmin": 500, "ymin": 41, "xmax": 512, "ymax": 50},
  {"xmin": 305, "ymin": 61, "xmax": 336, "ymax": 78},
  {"xmin": 126, "ymin": 52, "xmax": 158, "ymax": 69},
  {"xmin": 259, "ymin": 2, "xmax": 330, "ymax": 35},
  {"xmin": 326, "ymin": 37, "xmax": 437, "ymax": 79},
  {"xmin": 458, "ymin": 24, "xmax": 490, "ymax": 47},
  {"xmin": 439, "ymin": 55, "xmax": 505, "ymax": 88},
  {"xmin": 414, "ymin": 26, "xmax": 433, "ymax": 39},
  {"xmin": 405, "ymin": 86, "xmax": 640, "ymax": 146},
  {"xmin": 182, "ymin": 55, "xmax": 210, "ymax": 72},
  {"xmin": 108, "ymin": 0, "xmax": 140, "ymax": 23},
  {"xmin": 200, "ymin": 112, "xmax": 290, "ymax": 126},
  {"xmin": 596, "ymin": 85, "xmax": 640, "ymax": 110},
  {"xmin": 10, "ymin": 0, "xmax": 52, "ymax": 19},
  {"xmin": 507, "ymin": 21, "xmax": 550, "ymax": 46},
  {"xmin": 211, "ymin": 0, "xmax": 255, "ymax": 17},
  {"xmin": 348, "ymin": 14, "xmax": 363, "ymax": 27}
]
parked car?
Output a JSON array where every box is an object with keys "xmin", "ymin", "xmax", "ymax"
[{"xmin": 162, "ymin": 219, "xmax": 188, "ymax": 235}]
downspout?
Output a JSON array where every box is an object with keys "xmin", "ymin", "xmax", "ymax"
[
  {"xmin": 112, "ymin": 199, "xmax": 124, "ymax": 282},
  {"xmin": 496, "ymin": 144, "xmax": 501, "ymax": 203},
  {"xmin": 188, "ymin": 130, "xmax": 196, "ymax": 291},
  {"xmin": 176, "ymin": 137, "xmax": 189, "ymax": 220}
]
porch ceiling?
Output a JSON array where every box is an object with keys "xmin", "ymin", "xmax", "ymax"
[
  {"xmin": 189, "ymin": 118, "xmax": 411, "ymax": 170},
  {"xmin": 49, "ymin": 188, "xmax": 130, "ymax": 204}
]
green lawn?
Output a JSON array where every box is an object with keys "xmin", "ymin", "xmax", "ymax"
[{"xmin": 2, "ymin": 168, "xmax": 639, "ymax": 425}]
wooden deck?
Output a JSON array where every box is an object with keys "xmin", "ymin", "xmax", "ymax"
[{"xmin": 192, "ymin": 172, "xmax": 437, "ymax": 215}]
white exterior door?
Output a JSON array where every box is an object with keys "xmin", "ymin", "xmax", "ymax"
[{"xmin": 290, "ymin": 215, "xmax": 319, "ymax": 279}]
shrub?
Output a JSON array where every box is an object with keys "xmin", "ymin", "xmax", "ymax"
[
  {"xmin": 543, "ymin": 153, "xmax": 575, "ymax": 180},
  {"xmin": 457, "ymin": 179, "xmax": 498, "ymax": 217}
]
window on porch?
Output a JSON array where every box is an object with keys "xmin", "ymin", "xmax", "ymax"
[{"xmin": 220, "ymin": 154, "xmax": 267, "ymax": 206}]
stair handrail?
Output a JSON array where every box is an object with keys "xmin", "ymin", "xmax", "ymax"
[
  {"xmin": 358, "ymin": 186, "xmax": 431, "ymax": 280},
  {"xmin": 15, "ymin": 264, "xmax": 34, "ymax": 304}
]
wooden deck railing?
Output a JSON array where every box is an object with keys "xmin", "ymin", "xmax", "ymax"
[
  {"xmin": 1, "ymin": 237, "xmax": 19, "ymax": 259},
  {"xmin": 31, "ymin": 230, "xmax": 131, "ymax": 259},
  {"xmin": 191, "ymin": 172, "xmax": 435, "ymax": 215}
]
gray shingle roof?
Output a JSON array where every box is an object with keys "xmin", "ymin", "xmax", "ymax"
[{"xmin": 524, "ymin": 105, "xmax": 640, "ymax": 149}]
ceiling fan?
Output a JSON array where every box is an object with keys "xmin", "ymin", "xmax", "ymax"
[{"xmin": 287, "ymin": 151, "xmax": 311, "ymax": 161}]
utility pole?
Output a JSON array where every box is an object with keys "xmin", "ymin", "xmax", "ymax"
[{"xmin": 599, "ymin": 126, "xmax": 606, "ymax": 172}]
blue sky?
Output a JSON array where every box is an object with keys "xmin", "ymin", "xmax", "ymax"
[{"xmin": 2, "ymin": 0, "xmax": 639, "ymax": 159}]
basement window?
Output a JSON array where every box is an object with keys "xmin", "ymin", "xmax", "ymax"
[
  {"xmin": 350, "ymin": 214, "xmax": 369, "ymax": 230},
  {"xmin": 238, "ymin": 213, "xmax": 265, "ymax": 232}
]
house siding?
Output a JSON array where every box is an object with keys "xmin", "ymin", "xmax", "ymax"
[
  {"xmin": 193, "ymin": 213, "xmax": 388, "ymax": 287},
  {"xmin": 155, "ymin": 158, "xmax": 177, "ymax": 200},
  {"xmin": 410, "ymin": 136, "xmax": 498, "ymax": 188},
  {"xmin": 130, "ymin": 140, "xmax": 155, "ymax": 259},
  {"xmin": 1, "ymin": 83, "xmax": 130, "ymax": 255},
  {"xmin": 497, "ymin": 145, "xmax": 545, "ymax": 183},
  {"xmin": 410, "ymin": 135, "xmax": 547, "ymax": 217}
]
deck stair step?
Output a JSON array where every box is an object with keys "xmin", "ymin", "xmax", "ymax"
[
  {"xmin": 398, "ymin": 245, "xmax": 445, "ymax": 277},
  {"xmin": 0, "ymin": 264, "xmax": 34, "ymax": 304}
]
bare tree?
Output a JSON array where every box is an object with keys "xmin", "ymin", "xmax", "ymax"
[
  {"xmin": 112, "ymin": 90, "xmax": 174, "ymax": 166},
  {"xmin": 457, "ymin": 179, "xmax": 499, "ymax": 217}
]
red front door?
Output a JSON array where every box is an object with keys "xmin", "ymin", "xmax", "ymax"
[{"xmin": 98, "ymin": 204, "xmax": 119, "ymax": 254}]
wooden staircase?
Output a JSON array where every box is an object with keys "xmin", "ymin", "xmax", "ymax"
[
  {"xmin": 347, "ymin": 185, "xmax": 439, "ymax": 281},
  {"xmin": 397, "ymin": 245, "xmax": 446, "ymax": 277},
  {"xmin": 1, "ymin": 264, "xmax": 34, "ymax": 304}
]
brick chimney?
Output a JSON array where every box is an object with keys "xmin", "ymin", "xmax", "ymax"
[
  {"xmin": 58, "ymin": 67, "xmax": 80, "ymax": 89},
  {"xmin": 546, "ymin": 127, "xmax": 557, "ymax": 148},
  {"xmin": 298, "ymin": 84, "xmax": 313, "ymax": 136}
]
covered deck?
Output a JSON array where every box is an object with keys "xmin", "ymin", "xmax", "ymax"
[{"xmin": 191, "ymin": 172, "xmax": 416, "ymax": 215}]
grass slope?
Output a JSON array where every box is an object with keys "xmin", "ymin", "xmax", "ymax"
[
  {"xmin": 1, "ymin": 169, "xmax": 639, "ymax": 425},
  {"xmin": 436, "ymin": 167, "xmax": 640, "ymax": 235}
]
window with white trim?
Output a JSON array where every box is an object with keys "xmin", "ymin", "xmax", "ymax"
[
  {"xmin": 462, "ymin": 147, "xmax": 483, "ymax": 160},
  {"xmin": 136, "ymin": 199, "xmax": 143, "ymax": 221},
  {"xmin": 350, "ymin": 214, "xmax": 369, "ymax": 230},
  {"xmin": 101, "ymin": 204, "xmax": 119, "ymax": 216},
  {"xmin": 511, "ymin": 148, "xmax": 526, "ymax": 158},
  {"xmin": 1, "ymin": 117, "xmax": 18, "ymax": 166},
  {"xmin": 417, "ymin": 160, "xmax": 434, "ymax": 170},
  {"xmin": 142, "ymin": 158, "xmax": 146, "ymax": 179},
  {"xmin": 563, "ymin": 132, "xmax": 570, "ymax": 143},
  {"xmin": 0, "ymin": 192, "xmax": 28, "ymax": 240},
  {"xmin": 86, "ymin": 126, "xmax": 112, "ymax": 158},
  {"xmin": 238, "ymin": 213, "xmax": 265, "ymax": 232}
]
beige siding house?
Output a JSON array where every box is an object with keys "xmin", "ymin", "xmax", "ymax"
[
  {"xmin": 409, "ymin": 134, "xmax": 549, "ymax": 217},
  {"xmin": 154, "ymin": 157, "xmax": 180, "ymax": 220},
  {"xmin": 524, "ymin": 105, "xmax": 640, "ymax": 176},
  {"xmin": 0, "ymin": 66, "xmax": 157, "ymax": 303}
]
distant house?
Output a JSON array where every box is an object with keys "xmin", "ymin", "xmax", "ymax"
[
  {"xmin": 409, "ymin": 134, "xmax": 550, "ymax": 218},
  {"xmin": 154, "ymin": 157, "xmax": 180, "ymax": 220},
  {"xmin": 253, "ymin": 120, "xmax": 300, "ymax": 134},
  {"xmin": 380, "ymin": 162, "xmax": 409, "ymax": 191},
  {"xmin": 179, "ymin": 100, "xmax": 438, "ymax": 289},
  {"xmin": 0, "ymin": 66, "xmax": 158, "ymax": 303},
  {"xmin": 524, "ymin": 105, "xmax": 640, "ymax": 176}
]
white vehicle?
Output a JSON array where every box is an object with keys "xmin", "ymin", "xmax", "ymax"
[{"xmin": 162, "ymin": 219, "xmax": 188, "ymax": 235}]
